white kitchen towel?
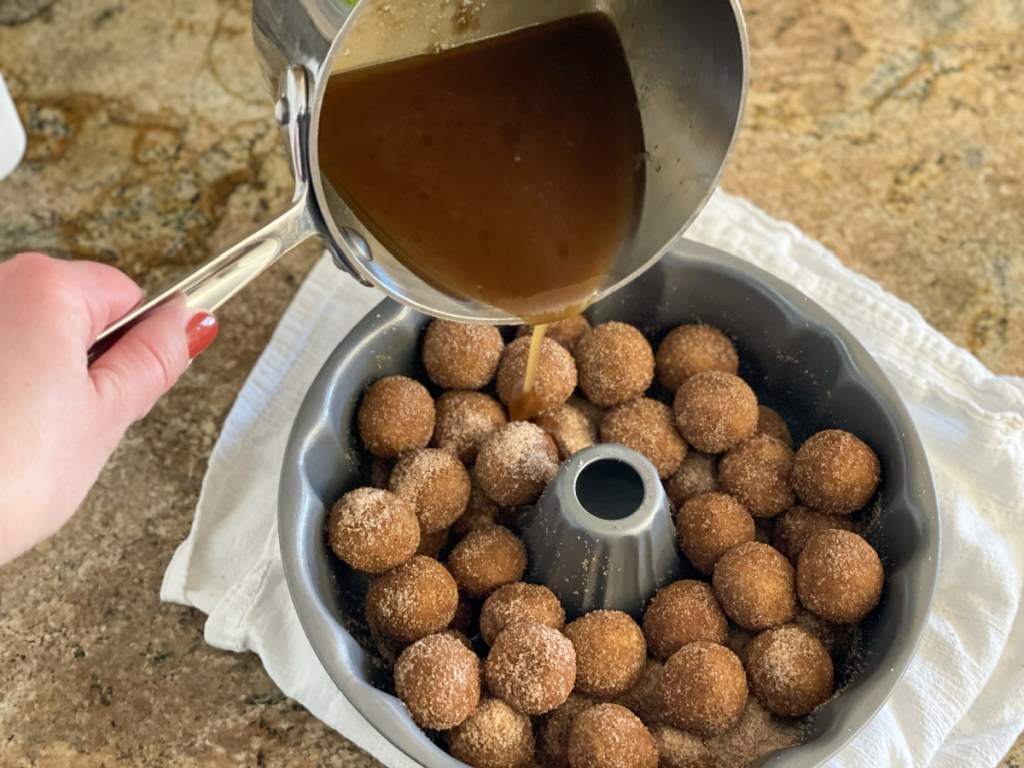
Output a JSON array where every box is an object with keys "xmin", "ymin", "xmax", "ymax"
[{"xmin": 161, "ymin": 190, "xmax": 1024, "ymax": 768}]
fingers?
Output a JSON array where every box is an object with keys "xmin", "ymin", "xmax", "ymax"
[{"xmin": 88, "ymin": 301, "xmax": 198, "ymax": 425}]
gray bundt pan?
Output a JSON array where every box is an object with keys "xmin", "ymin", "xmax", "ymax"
[{"xmin": 278, "ymin": 238, "xmax": 940, "ymax": 767}]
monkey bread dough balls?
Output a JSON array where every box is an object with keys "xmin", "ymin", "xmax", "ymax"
[
  {"xmin": 718, "ymin": 435, "xmax": 796, "ymax": 518},
  {"xmin": 449, "ymin": 696, "xmax": 535, "ymax": 768},
  {"xmin": 357, "ymin": 375, "xmax": 435, "ymax": 459},
  {"xmin": 655, "ymin": 323, "xmax": 740, "ymax": 392},
  {"xmin": 773, "ymin": 505, "xmax": 856, "ymax": 565},
  {"xmin": 534, "ymin": 403, "xmax": 598, "ymax": 460},
  {"xmin": 642, "ymin": 580, "xmax": 728, "ymax": 660},
  {"xmin": 389, "ymin": 448, "xmax": 471, "ymax": 534},
  {"xmin": 659, "ymin": 641, "xmax": 748, "ymax": 737},
  {"xmin": 651, "ymin": 725, "xmax": 717, "ymax": 768},
  {"xmin": 665, "ymin": 452, "xmax": 719, "ymax": 508},
  {"xmin": 447, "ymin": 525, "xmax": 528, "ymax": 599},
  {"xmin": 517, "ymin": 314, "xmax": 592, "ymax": 353},
  {"xmin": 327, "ymin": 487, "xmax": 419, "ymax": 574},
  {"xmin": 496, "ymin": 336, "xmax": 578, "ymax": 417},
  {"xmin": 567, "ymin": 703, "xmax": 658, "ymax": 768},
  {"xmin": 613, "ymin": 658, "xmax": 666, "ymax": 726},
  {"xmin": 574, "ymin": 321, "xmax": 655, "ymax": 407},
  {"xmin": 432, "ymin": 391, "xmax": 507, "ymax": 465},
  {"xmin": 673, "ymin": 371, "xmax": 759, "ymax": 454},
  {"xmin": 364, "ymin": 555, "xmax": 459, "ymax": 643},
  {"xmin": 601, "ymin": 397, "xmax": 688, "ymax": 479},
  {"xmin": 797, "ymin": 529, "xmax": 884, "ymax": 623},
  {"xmin": 675, "ymin": 492, "xmax": 755, "ymax": 575},
  {"xmin": 712, "ymin": 542, "xmax": 796, "ymax": 631},
  {"xmin": 394, "ymin": 632, "xmax": 481, "ymax": 731},
  {"xmin": 479, "ymin": 582, "xmax": 566, "ymax": 646},
  {"xmin": 745, "ymin": 624, "xmax": 834, "ymax": 717},
  {"xmin": 756, "ymin": 405, "xmax": 793, "ymax": 448},
  {"xmin": 565, "ymin": 610, "xmax": 647, "ymax": 698},
  {"xmin": 422, "ymin": 319, "xmax": 505, "ymax": 390},
  {"xmin": 475, "ymin": 422, "xmax": 560, "ymax": 507},
  {"xmin": 452, "ymin": 483, "xmax": 503, "ymax": 537},
  {"xmin": 485, "ymin": 622, "xmax": 577, "ymax": 715},
  {"xmin": 792, "ymin": 429, "xmax": 881, "ymax": 514}
]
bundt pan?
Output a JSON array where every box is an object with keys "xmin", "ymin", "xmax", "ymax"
[{"xmin": 278, "ymin": 238, "xmax": 940, "ymax": 767}]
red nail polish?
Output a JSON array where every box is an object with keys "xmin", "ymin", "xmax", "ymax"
[{"xmin": 186, "ymin": 312, "xmax": 218, "ymax": 359}]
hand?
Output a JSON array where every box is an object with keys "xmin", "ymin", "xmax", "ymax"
[{"xmin": 0, "ymin": 252, "xmax": 217, "ymax": 565}]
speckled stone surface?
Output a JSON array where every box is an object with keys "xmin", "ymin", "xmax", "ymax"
[{"xmin": 0, "ymin": 1, "xmax": 1020, "ymax": 766}]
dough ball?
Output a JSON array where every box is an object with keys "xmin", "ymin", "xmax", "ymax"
[
  {"xmin": 745, "ymin": 624, "xmax": 834, "ymax": 716},
  {"xmin": 797, "ymin": 529, "xmax": 883, "ymax": 623},
  {"xmin": 326, "ymin": 487, "xmax": 419, "ymax": 573},
  {"xmin": 394, "ymin": 632, "xmax": 481, "ymax": 730},
  {"xmin": 448, "ymin": 525, "xmax": 528, "ymax": 599},
  {"xmin": 496, "ymin": 335, "xmax": 577, "ymax": 417},
  {"xmin": 432, "ymin": 390, "xmax": 507, "ymax": 464},
  {"xmin": 665, "ymin": 452, "xmax": 720, "ymax": 508},
  {"xmin": 568, "ymin": 703, "xmax": 657, "ymax": 768},
  {"xmin": 655, "ymin": 324, "xmax": 739, "ymax": 391},
  {"xmin": 718, "ymin": 435, "xmax": 796, "ymax": 518},
  {"xmin": 475, "ymin": 422, "xmax": 560, "ymax": 507},
  {"xmin": 643, "ymin": 580, "xmax": 728, "ymax": 660},
  {"xmin": 422, "ymin": 319, "xmax": 504, "ymax": 390},
  {"xmin": 565, "ymin": 610, "xmax": 647, "ymax": 698},
  {"xmin": 480, "ymin": 582, "xmax": 566, "ymax": 646},
  {"xmin": 675, "ymin": 492, "xmax": 755, "ymax": 575},
  {"xmin": 534, "ymin": 402, "xmax": 598, "ymax": 460},
  {"xmin": 712, "ymin": 542, "xmax": 796, "ymax": 631},
  {"xmin": 390, "ymin": 448, "xmax": 471, "ymax": 533},
  {"xmin": 449, "ymin": 696, "xmax": 535, "ymax": 768},
  {"xmin": 357, "ymin": 376, "xmax": 435, "ymax": 458},
  {"xmin": 575, "ymin": 322, "xmax": 655, "ymax": 407},
  {"xmin": 673, "ymin": 371, "xmax": 758, "ymax": 454},
  {"xmin": 659, "ymin": 642, "xmax": 748, "ymax": 737},
  {"xmin": 364, "ymin": 555, "xmax": 459, "ymax": 643},
  {"xmin": 792, "ymin": 430, "xmax": 880, "ymax": 514},
  {"xmin": 773, "ymin": 505, "xmax": 855, "ymax": 565},
  {"xmin": 755, "ymin": 405, "xmax": 793, "ymax": 448},
  {"xmin": 485, "ymin": 622, "xmax": 576, "ymax": 715},
  {"xmin": 601, "ymin": 397, "xmax": 688, "ymax": 479}
]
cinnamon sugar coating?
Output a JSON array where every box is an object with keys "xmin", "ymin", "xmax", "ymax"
[
  {"xmin": 327, "ymin": 487, "xmax": 420, "ymax": 574},
  {"xmin": 475, "ymin": 422, "xmax": 560, "ymax": 507},
  {"xmin": 394, "ymin": 632, "xmax": 481, "ymax": 730},
  {"xmin": 449, "ymin": 696, "xmax": 535, "ymax": 768},
  {"xmin": 485, "ymin": 622, "xmax": 576, "ymax": 715},
  {"xmin": 567, "ymin": 703, "xmax": 657, "ymax": 768},
  {"xmin": 718, "ymin": 435, "xmax": 796, "ymax": 518},
  {"xmin": 432, "ymin": 390, "xmax": 507, "ymax": 464},
  {"xmin": 364, "ymin": 555, "xmax": 459, "ymax": 643},
  {"xmin": 389, "ymin": 448, "xmax": 471, "ymax": 533},
  {"xmin": 797, "ymin": 529, "xmax": 883, "ymax": 623},
  {"xmin": 565, "ymin": 610, "xmax": 647, "ymax": 699},
  {"xmin": 575, "ymin": 322, "xmax": 655, "ymax": 407},
  {"xmin": 675, "ymin": 492, "xmax": 755, "ymax": 575},
  {"xmin": 479, "ymin": 582, "xmax": 565, "ymax": 646},
  {"xmin": 655, "ymin": 324, "xmax": 739, "ymax": 391},
  {"xmin": 447, "ymin": 525, "xmax": 527, "ymax": 599},
  {"xmin": 659, "ymin": 642, "xmax": 748, "ymax": 737},
  {"xmin": 745, "ymin": 624, "xmax": 834, "ymax": 716},
  {"xmin": 643, "ymin": 580, "xmax": 728, "ymax": 660},
  {"xmin": 601, "ymin": 397, "xmax": 688, "ymax": 479},
  {"xmin": 712, "ymin": 542, "xmax": 796, "ymax": 631},
  {"xmin": 673, "ymin": 371, "xmax": 758, "ymax": 454},
  {"xmin": 792, "ymin": 429, "xmax": 880, "ymax": 514},
  {"xmin": 496, "ymin": 335, "xmax": 577, "ymax": 417}
]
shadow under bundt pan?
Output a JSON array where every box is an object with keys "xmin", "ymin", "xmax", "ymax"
[{"xmin": 278, "ymin": 239, "xmax": 940, "ymax": 768}]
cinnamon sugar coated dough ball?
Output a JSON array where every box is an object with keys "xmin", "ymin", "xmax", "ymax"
[
  {"xmin": 665, "ymin": 452, "xmax": 719, "ymax": 508},
  {"xmin": 655, "ymin": 324, "xmax": 739, "ymax": 392},
  {"xmin": 756, "ymin": 405, "xmax": 793, "ymax": 448},
  {"xmin": 452, "ymin": 483, "xmax": 502, "ymax": 537},
  {"xmin": 475, "ymin": 422, "xmax": 560, "ymax": 507},
  {"xmin": 394, "ymin": 632, "xmax": 481, "ymax": 730},
  {"xmin": 485, "ymin": 622, "xmax": 576, "ymax": 715},
  {"xmin": 565, "ymin": 610, "xmax": 647, "ymax": 698},
  {"xmin": 601, "ymin": 398, "xmax": 688, "ymax": 479},
  {"xmin": 773, "ymin": 505, "xmax": 856, "ymax": 564},
  {"xmin": 673, "ymin": 371, "xmax": 758, "ymax": 454},
  {"xmin": 643, "ymin": 580, "xmax": 728, "ymax": 660},
  {"xmin": 326, "ymin": 487, "xmax": 419, "ymax": 573},
  {"xmin": 432, "ymin": 391, "xmax": 507, "ymax": 464},
  {"xmin": 448, "ymin": 525, "xmax": 527, "ymax": 598},
  {"xmin": 718, "ymin": 435, "xmax": 796, "ymax": 518},
  {"xmin": 659, "ymin": 642, "xmax": 748, "ymax": 737},
  {"xmin": 534, "ymin": 403, "xmax": 597, "ymax": 460},
  {"xmin": 496, "ymin": 336, "xmax": 577, "ymax": 416},
  {"xmin": 422, "ymin": 319, "xmax": 504, "ymax": 390},
  {"xmin": 537, "ymin": 694, "xmax": 596, "ymax": 768},
  {"xmin": 651, "ymin": 725, "xmax": 717, "ymax": 768},
  {"xmin": 480, "ymin": 582, "xmax": 565, "ymax": 645},
  {"xmin": 449, "ymin": 696, "xmax": 535, "ymax": 768},
  {"xmin": 574, "ymin": 321, "xmax": 655, "ymax": 407},
  {"xmin": 675, "ymin": 492, "xmax": 755, "ymax": 575},
  {"xmin": 364, "ymin": 556, "xmax": 459, "ymax": 643},
  {"xmin": 797, "ymin": 529, "xmax": 883, "ymax": 623},
  {"xmin": 712, "ymin": 542, "xmax": 796, "ymax": 631},
  {"xmin": 517, "ymin": 314, "xmax": 592, "ymax": 353},
  {"xmin": 568, "ymin": 394, "xmax": 606, "ymax": 433},
  {"xmin": 389, "ymin": 448, "xmax": 471, "ymax": 533},
  {"xmin": 568, "ymin": 703, "xmax": 657, "ymax": 768},
  {"xmin": 357, "ymin": 376, "xmax": 435, "ymax": 458},
  {"xmin": 745, "ymin": 624, "xmax": 834, "ymax": 716},
  {"xmin": 792, "ymin": 429, "xmax": 881, "ymax": 514}
]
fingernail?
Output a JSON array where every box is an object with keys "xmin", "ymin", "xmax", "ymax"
[{"xmin": 186, "ymin": 312, "xmax": 218, "ymax": 359}]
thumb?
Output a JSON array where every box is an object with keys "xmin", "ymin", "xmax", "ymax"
[{"xmin": 89, "ymin": 304, "xmax": 215, "ymax": 425}]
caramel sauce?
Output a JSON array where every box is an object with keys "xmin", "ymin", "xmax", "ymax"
[
  {"xmin": 508, "ymin": 324, "xmax": 549, "ymax": 422},
  {"xmin": 319, "ymin": 13, "xmax": 645, "ymax": 420}
]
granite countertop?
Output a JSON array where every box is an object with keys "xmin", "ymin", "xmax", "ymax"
[{"xmin": 0, "ymin": 0, "xmax": 1020, "ymax": 766}]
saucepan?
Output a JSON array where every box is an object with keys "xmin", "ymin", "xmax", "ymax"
[{"xmin": 88, "ymin": 0, "xmax": 747, "ymax": 359}]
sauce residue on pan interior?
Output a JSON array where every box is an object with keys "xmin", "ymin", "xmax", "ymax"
[{"xmin": 318, "ymin": 12, "xmax": 646, "ymax": 325}]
